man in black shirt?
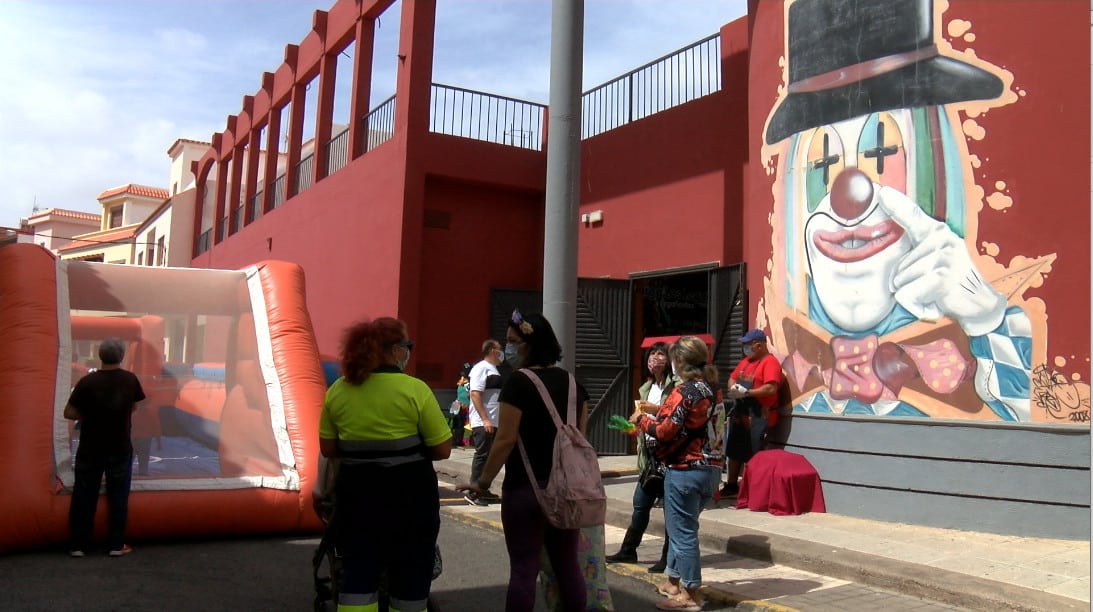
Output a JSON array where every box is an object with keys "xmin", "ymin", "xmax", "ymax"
[{"xmin": 64, "ymin": 337, "xmax": 146, "ymax": 557}]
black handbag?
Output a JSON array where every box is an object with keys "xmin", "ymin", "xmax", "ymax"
[{"xmin": 638, "ymin": 445, "xmax": 665, "ymax": 495}]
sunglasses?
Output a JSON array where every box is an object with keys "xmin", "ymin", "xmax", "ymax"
[{"xmin": 395, "ymin": 340, "xmax": 415, "ymax": 351}]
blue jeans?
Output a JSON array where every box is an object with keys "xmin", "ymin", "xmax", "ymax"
[
  {"xmin": 663, "ymin": 466, "xmax": 720, "ymax": 589},
  {"xmin": 69, "ymin": 450, "xmax": 133, "ymax": 551}
]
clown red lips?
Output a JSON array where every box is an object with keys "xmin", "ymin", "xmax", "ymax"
[{"xmin": 812, "ymin": 219, "xmax": 905, "ymax": 263}]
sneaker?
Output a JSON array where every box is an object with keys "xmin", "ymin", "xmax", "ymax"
[
  {"xmin": 479, "ymin": 491, "xmax": 501, "ymax": 503},
  {"xmin": 108, "ymin": 545, "xmax": 133, "ymax": 557},
  {"xmin": 648, "ymin": 559, "xmax": 667, "ymax": 573},
  {"xmin": 69, "ymin": 550, "xmax": 85, "ymax": 558},
  {"xmin": 463, "ymin": 493, "xmax": 488, "ymax": 507},
  {"xmin": 720, "ymin": 483, "xmax": 739, "ymax": 498}
]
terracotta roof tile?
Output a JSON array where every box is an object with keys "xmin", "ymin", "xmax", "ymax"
[
  {"xmin": 167, "ymin": 138, "xmax": 211, "ymax": 154},
  {"xmin": 26, "ymin": 208, "xmax": 100, "ymax": 222},
  {"xmin": 97, "ymin": 184, "xmax": 169, "ymax": 201},
  {"xmin": 57, "ymin": 226, "xmax": 138, "ymax": 252}
]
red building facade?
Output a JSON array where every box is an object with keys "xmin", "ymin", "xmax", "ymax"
[{"xmin": 191, "ymin": 0, "xmax": 1089, "ymax": 536}]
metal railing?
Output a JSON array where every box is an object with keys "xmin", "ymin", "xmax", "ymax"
[
  {"xmin": 361, "ymin": 95, "xmax": 396, "ymax": 153},
  {"xmin": 582, "ymin": 33, "xmax": 720, "ymax": 139},
  {"xmin": 215, "ymin": 217, "xmax": 226, "ymax": 243},
  {"xmin": 271, "ymin": 174, "xmax": 286, "ymax": 209},
  {"xmin": 195, "ymin": 229, "xmax": 211, "ymax": 255},
  {"xmin": 249, "ymin": 190, "xmax": 263, "ymax": 223},
  {"xmin": 294, "ymin": 154, "xmax": 314, "ymax": 195},
  {"xmin": 231, "ymin": 206, "xmax": 243, "ymax": 234},
  {"xmin": 430, "ymin": 84, "xmax": 545, "ymax": 151},
  {"xmin": 326, "ymin": 129, "xmax": 349, "ymax": 175}
]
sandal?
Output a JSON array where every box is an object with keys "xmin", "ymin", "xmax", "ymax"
[{"xmin": 655, "ymin": 594, "xmax": 703, "ymax": 611}]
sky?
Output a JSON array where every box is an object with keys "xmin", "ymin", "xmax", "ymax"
[{"xmin": 0, "ymin": 0, "xmax": 747, "ymax": 227}]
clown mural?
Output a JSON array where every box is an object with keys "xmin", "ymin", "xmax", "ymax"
[{"xmin": 758, "ymin": 0, "xmax": 1085, "ymax": 422}]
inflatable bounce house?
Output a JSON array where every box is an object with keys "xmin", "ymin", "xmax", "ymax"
[{"xmin": 0, "ymin": 243, "xmax": 327, "ymax": 553}]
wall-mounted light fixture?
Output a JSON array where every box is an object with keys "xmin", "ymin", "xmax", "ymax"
[{"xmin": 581, "ymin": 210, "xmax": 605, "ymax": 227}]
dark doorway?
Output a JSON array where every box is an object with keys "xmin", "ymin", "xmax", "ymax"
[{"xmin": 639, "ymin": 270, "xmax": 710, "ymax": 339}]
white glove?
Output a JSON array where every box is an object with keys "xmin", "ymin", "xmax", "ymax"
[
  {"xmin": 878, "ymin": 186, "xmax": 1006, "ymax": 336},
  {"xmin": 726, "ymin": 384, "xmax": 748, "ymax": 400}
]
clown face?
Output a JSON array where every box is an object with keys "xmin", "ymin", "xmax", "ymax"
[{"xmin": 796, "ymin": 110, "xmax": 925, "ymax": 332}]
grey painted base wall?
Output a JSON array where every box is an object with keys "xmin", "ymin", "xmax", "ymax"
[{"xmin": 769, "ymin": 412, "xmax": 1091, "ymax": 541}]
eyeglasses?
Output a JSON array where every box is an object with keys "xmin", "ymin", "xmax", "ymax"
[{"xmin": 395, "ymin": 340, "xmax": 415, "ymax": 351}]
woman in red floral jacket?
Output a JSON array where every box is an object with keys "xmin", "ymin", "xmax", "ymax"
[{"xmin": 629, "ymin": 336, "xmax": 722, "ymax": 612}]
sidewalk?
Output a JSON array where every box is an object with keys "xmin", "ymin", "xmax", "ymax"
[{"xmin": 435, "ymin": 447, "xmax": 1089, "ymax": 612}]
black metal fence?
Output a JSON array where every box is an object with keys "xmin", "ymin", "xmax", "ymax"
[
  {"xmin": 430, "ymin": 83, "xmax": 545, "ymax": 151},
  {"xmin": 294, "ymin": 154, "xmax": 314, "ymax": 195},
  {"xmin": 195, "ymin": 229, "xmax": 211, "ymax": 255},
  {"xmin": 362, "ymin": 95, "xmax": 396, "ymax": 153},
  {"xmin": 325, "ymin": 128, "xmax": 349, "ymax": 175},
  {"xmin": 231, "ymin": 206, "xmax": 243, "ymax": 234},
  {"xmin": 249, "ymin": 190, "xmax": 263, "ymax": 223},
  {"xmin": 582, "ymin": 33, "xmax": 720, "ymax": 139},
  {"xmin": 271, "ymin": 174, "xmax": 286, "ymax": 209}
]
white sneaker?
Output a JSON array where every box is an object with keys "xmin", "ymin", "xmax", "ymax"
[{"xmin": 108, "ymin": 544, "xmax": 133, "ymax": 557}]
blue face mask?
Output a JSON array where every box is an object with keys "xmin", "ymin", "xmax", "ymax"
[
  {"xmin": 742, "ymin": 344, "xmax": 754, "ymax": 358},
  {"xmin": 504, "ymin": 342, "xmax": 521, "ymax": 366}
]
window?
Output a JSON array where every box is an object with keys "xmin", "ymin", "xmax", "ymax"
[
  {"xmin": 108, "ymin": 206, "xmax": 123, "ymax": 229},
  {"xmin": 136, "ymin": 252, "xmax": 143, "ymax": 265},
  {"xmin": 157, "ymin": 237, "xmax": 166, "ymax": 266},
  {"xmin": 146, "ymin": 230, "xmax": 156, "ymax": 266}
]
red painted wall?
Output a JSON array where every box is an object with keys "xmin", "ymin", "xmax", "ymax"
[
  {"xmin": 193, "ymin": 140, "xmax": 409, "ymax": 355},
  {"xmin": 577, "ymin": 18, "xmax": 750, "ymax": 279},
  {"xmin": 417, "ymin": 176, "xmax": 545, "ymax": 382}
]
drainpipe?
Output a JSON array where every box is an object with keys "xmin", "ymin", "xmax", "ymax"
[{"xmin": 542, "ymin": 0, "xmax": 583, "ymax": 370}]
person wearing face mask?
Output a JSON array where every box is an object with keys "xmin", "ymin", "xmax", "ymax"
[
  {"xmin": 464, "ymin": 339, "xmax": 505, "ymax": 506},
  {"xmin": 722, "ymin": 329, "xmax": 783, "ymax": 498},
  {"xmin": 605, "ymin": 342, "xmax": 679, "ymax": 572},
  {"xmin": 319, "ymin": 317, "xmax": 452, "ymax": 612},
  {"xmin": 457, "ymin": 310, "xmax": 594, "ymax": 611}
]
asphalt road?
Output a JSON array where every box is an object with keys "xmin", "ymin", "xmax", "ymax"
[{"xmin": 0, "ymin": 509, "xmax": 678, "ymax": 612}]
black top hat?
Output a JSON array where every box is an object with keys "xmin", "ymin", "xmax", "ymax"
[{"xmin": 765, "ymin": 0, "xmax": 1004, "ymax": 144}]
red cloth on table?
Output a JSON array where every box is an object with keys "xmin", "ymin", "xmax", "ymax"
[{"xmin": 736, "ymin": 449, "xmax": 825, "ymax": 515}]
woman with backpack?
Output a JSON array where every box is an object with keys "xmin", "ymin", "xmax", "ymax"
[
  {"xmin": 628, "ymin": 336, "xmax": 723, "ymax": 612},
  {"xmin": 456, "ymin": 310, "xmax": 589, "ymax": 611}
]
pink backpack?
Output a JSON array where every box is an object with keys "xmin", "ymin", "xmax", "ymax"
[{"xmin": 516, "ymin": 369, "xmax": 607, "ymax": 529}]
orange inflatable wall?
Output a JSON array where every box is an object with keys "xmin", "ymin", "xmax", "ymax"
[{"xmin": 0, "ymin": 244, "xmax": 325, "ymax": 553}]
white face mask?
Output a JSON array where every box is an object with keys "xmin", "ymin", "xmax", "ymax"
[{"xmin": 397, "ymin": 348, "xmax": 410, "ymax": 370}]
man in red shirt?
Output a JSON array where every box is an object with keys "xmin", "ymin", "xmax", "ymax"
[{"xmin": 722, "ymin": 329, "xmax": 783, "ymax": 497}]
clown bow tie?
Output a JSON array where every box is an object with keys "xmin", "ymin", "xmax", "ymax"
[{"xmin": 812, "ymin": 334, "xmax": 972, "ymax": 403}]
